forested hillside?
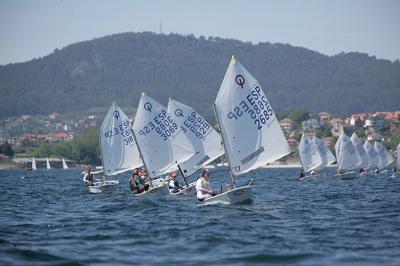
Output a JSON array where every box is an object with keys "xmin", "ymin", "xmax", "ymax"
[{"xmin": 1, "ymin": 31, "xmax": 399, "ymax": 119}]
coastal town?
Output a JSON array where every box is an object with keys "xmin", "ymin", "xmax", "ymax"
[{"xmin": 1, "ymin": 109, "xmax": 399, "ymax": 168}]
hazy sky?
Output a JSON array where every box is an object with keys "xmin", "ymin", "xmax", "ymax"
[{"xmin": 0, "ymin": 0, "xmax": 399, "ymax": 65}]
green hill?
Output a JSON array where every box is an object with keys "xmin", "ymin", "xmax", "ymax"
[{"xmin": 1, "ymin": 31, "xmax": 399, "ymax": 119}]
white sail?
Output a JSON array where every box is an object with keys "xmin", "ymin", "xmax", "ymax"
[
  {"xmin": 364, "ymin": 140, "xmax": 379, "ymax": 169},
  {"xmin": 99, "ymin": 102, "xmax": 142, "ymax": 176},
  {"xmin": 132, "ymin": 94, "xmax": 196, "ymax": 179},
  {"xmin": 397, "ymin": 143, "xmax": 400, "ymax": 169},
  {"xmin": 46, "ymin": 158, "xmax": 51, "ymax": 169},
  {"xmin": 335, "ymin": 132, "xmax": 361, "ymax": 171},
  {"xmin": 313, "ymin": 136, "xmax": 336, "ymax": 170},
  {"xmin": 374, "ymin": 141, "xmax": 394, "ymax": 169},
  {"xmin": 62, "ymin": 157, "xmax": 68, "ymax": 169},
  {"xmin": 350, "ymin": 133, "xmax": 369, "ymax": 169},
  {"xmin": 214, "ymin": 57, "xmax": 290, "ymax": 176},
  {"xmin": 32, "ymin": 157, "xmax": 37, "ymax": 170},
  {"xmin": 168, "ymin": 98, "xmax": 224, "ymax": 177},
  {"xmin": 298, "ymin": 134, "xmax": 322, "ymax": 172}
]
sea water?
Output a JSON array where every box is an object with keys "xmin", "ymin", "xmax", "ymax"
[{"xmin": 0, "ymin": 167, "xmax": 399, "ymax": 265}]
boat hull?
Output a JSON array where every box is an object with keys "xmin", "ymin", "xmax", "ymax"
[
  {"xmin": 170, "ymin": 182, "xmax": 196, "ymax": 195},
  {"xmin": 88, "ymin": 180, "xmax": 119, "ymax": 193},
  {"xmin": 335, "ymin": 171, "xmax": 356, "ymax": 179},
  {"xmin": 134, "ymin": 183, "xmax": 169, "ymax": 197},
  {"xmin": 203, "ymin": 185, "xmax": 253, "ymax": 205}
]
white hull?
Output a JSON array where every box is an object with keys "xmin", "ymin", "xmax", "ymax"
[
  {"xmin": 203, "ymin": 185, "xmax": 253, "ymax": 205},
  {"xmin": 335, "ymin": 171, "xmax": 356, "ymax": 179},
  {"xmin": 170, "ymin": 182, "xmax": 196, "ymax": 195},
  {"xmin": 134, "ymin": 183, "xmax": 169, "ymax": 197},
  {"xmin": 88, "ymin": 180, "xmax": 119, "ymax": 193}
]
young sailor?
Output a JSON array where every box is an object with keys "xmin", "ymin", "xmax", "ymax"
[
  {"xmin": 168, "ymin": 172, "xmax": 182, "ymax": 193},
  {"xmin": 83, "ymin": 168, "xmax": 94, "ymax": 186},
  {"xmin": 196, "ymin": 169, "xmax": 216, "ymax": 201}
]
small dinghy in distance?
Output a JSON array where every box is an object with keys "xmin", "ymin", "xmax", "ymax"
[
  {"xmin": 298, "ymin": 134, "xmax": 323, "ymax": 180},
  {"xmin": 334, "ymin": 131, "xmax": 362, "ymax": 179},
  {"xmin": 350, "ymin": 133, "xmax": 369, "ymax": 176},
  {"xmin": 364, "ymin": 140, "xmax": 379, "ymax": 175},
  {"xmin": 374, "ymin": 141, "xmax": 394, "ymax": 176},
  {"xmin": 167, "ymin": 98, "xmax": 225, "ymax": 195},
  {"xmin": 132, "ymin": 93, "xmax": 197, "ymax": 197},
  {"xmin": 391, "ymin": 143, "xmax": 400, "ymax": 177},
  {"xmin": 204, "ymin": 55, "xmax": 291, "ymax": 205},
  {"xmin": 87, "ymin": 102, "xmax": 143, "ymax": 193}
]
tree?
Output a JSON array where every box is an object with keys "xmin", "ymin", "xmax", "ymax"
[
  {"xmin": 288, "ymin": 109, "xmax": 310, "ymax": 123},
  {"xmin": 0, "ymin": 142, "xmax": 14, "ymax": 157}
]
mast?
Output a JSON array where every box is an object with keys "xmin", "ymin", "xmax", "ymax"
[
  {"xmin": 132, "ymin": 122, "xmax": 153, "ymax": 187},
  {"xmin": 176, "ymin": 163, "xmax": 189, "ymax": 187},
  {"xmin": 98, "ymin": 128, "xmax": 107, "ymax": 180},
  {"xmin": 213, "ymin": 103, "xmax": 236, "ymax": 188}
]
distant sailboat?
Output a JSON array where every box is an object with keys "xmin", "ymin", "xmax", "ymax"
[
  {"xmin": 313, "ymin": 136, "xmax": 336, "ymax": 171},
  {"xmin": 132, "ymin": 93, "xmax": 196, "ymax": 196},
  {"xmin": 364, "ymin": 140, "xmax": 379, "ymax": 172},
  {"xmin": 350, "ymin": 133, "xmax": 369, "ymax": 175},
  {"xmin": 334, "ymin": 131, "xmax": 361, "ymax": 178},
  {"xmin": 62, "ymin": 157, "xmax": 68, "ymax": 169},
  {"xmin": 394, "ymin": 143, "xmax": 400, "ymax": 177},
  {"xmin": 167, "ymin": 98, "xmax": 224, "ymax": 194},
  {"xmin": 374, "ymin": 141, "xmax": 394, "ymax": 174},
  {"xmin": 46, "ymin": 158, "xmax": 51, "ymax": 170},
  {"xmin": 298, "ymin": 134, "xmax": 322, "ymax": 179},
  {"xmin": 32, "ymin": 157, "xmax": 37, "ymax": 170},
  {"xmin": 87, "ymin": 102, "xmax": 142, "ymax": 193},
  {"xmin": 204, "ymin": 56, "xmax": 290, "ymax": 204}
]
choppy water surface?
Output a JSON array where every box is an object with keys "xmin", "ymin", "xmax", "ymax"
[{"xmin": 0, "ymin": 167, "xmax": 399, "ymax": 265}]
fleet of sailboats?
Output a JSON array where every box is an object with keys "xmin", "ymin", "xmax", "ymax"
[
  {"xmin": 132, "ymin": 93, "xmax": 196, "ymax": 196},
  {"xmin": 68, "ymin": 55, "xmax": 397, "ymax": 202}
]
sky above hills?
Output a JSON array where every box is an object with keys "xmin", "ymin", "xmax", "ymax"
[{"xmin": 0, "ymin": 0, "xmax": 399, "ymax": 65}]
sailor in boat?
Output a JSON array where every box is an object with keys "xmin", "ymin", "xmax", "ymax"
[
  {"xmin": 130, "ymin": 169, "xmax": 150, "ymax": 194},
  {"xmin": 195, "ymin": 169, "xmax": 217, "ymax": 201},
  {"xmin": 168, "ymin": 172, "xmax": 182, "ymax": 193},
  {"xmin": 374, "ymin": 168, "xmax": 380, "ymax": 175},
  {"xmin": 83, "ymin": 168, "xmax": 94, "ymax": 186},
  {"xmin": 299, "ymin": 169, "xmax": 305, "ymax": 179},
  {"xmin": 359, "ymin": 168, "xmax": 366, "ymax": 176}
]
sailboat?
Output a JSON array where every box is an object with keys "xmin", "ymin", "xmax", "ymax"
[
  {"xmin": 393, "ymin": 143, "xmax": 400, "ymax": 177},
  {"xmin": 62, "ymin": 157, "xmax": 68, "ymax": 169},
  {"xmin": 374, "ymin": 141, "xmax": 394, "ymax": 175},
  {"xmin": 334, "ymin": 131, "xmax": 361, "ymax": 178},
  {"xmin": 313, "ymin": 136, "xmax": 336, "ymax": 173},
  {"xmin": 46, "ymin": 158, "xmax": 51, "ymax": 170},
  {"xmin": 132, "ymin": 93, "xmax": 196, "ymax": 197},
  {"xmin": 167, "ymin": 98, "xmax": 224, "ymax": 194},
  {"xmin": 298, "ymin": 134, "xmax": 322, "ymax": 179},
  {"xmin": 350, "ymin": 133, "xmax": 369, "ymax": 176},
  {"xmin": 88, "ymin": 102, "xmax": 142, "ymax": 193},
  {"xmin": 364, "ymin": 140, "xmax": 379, "ymax": 173},
  {"xmin": 32, "ymin": 157, "xmax": 37, "ymax": 170},
  {"xmin": 204, "ymin": 56, "xmax": 290, "ymax": 204}
]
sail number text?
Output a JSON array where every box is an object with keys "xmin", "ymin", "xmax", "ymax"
[
  {"xmin": 226, "ymin": 85, "xmax": 275, "ymax": 129},
  {"xmin": 138, "ymin": 109, "xmax": 178, "ymax": 141},
  {"xmin": 103, "ymin": 120, "xmax": 135, "ymax": 146},
  {"xmin": 181, "ymin": 111, "xmax": 211, "ymax": 140}
]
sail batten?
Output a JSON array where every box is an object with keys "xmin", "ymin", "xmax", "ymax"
[{"xmin": 214, "ymin": 57, "xmax": 290, "ymax": 176}]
